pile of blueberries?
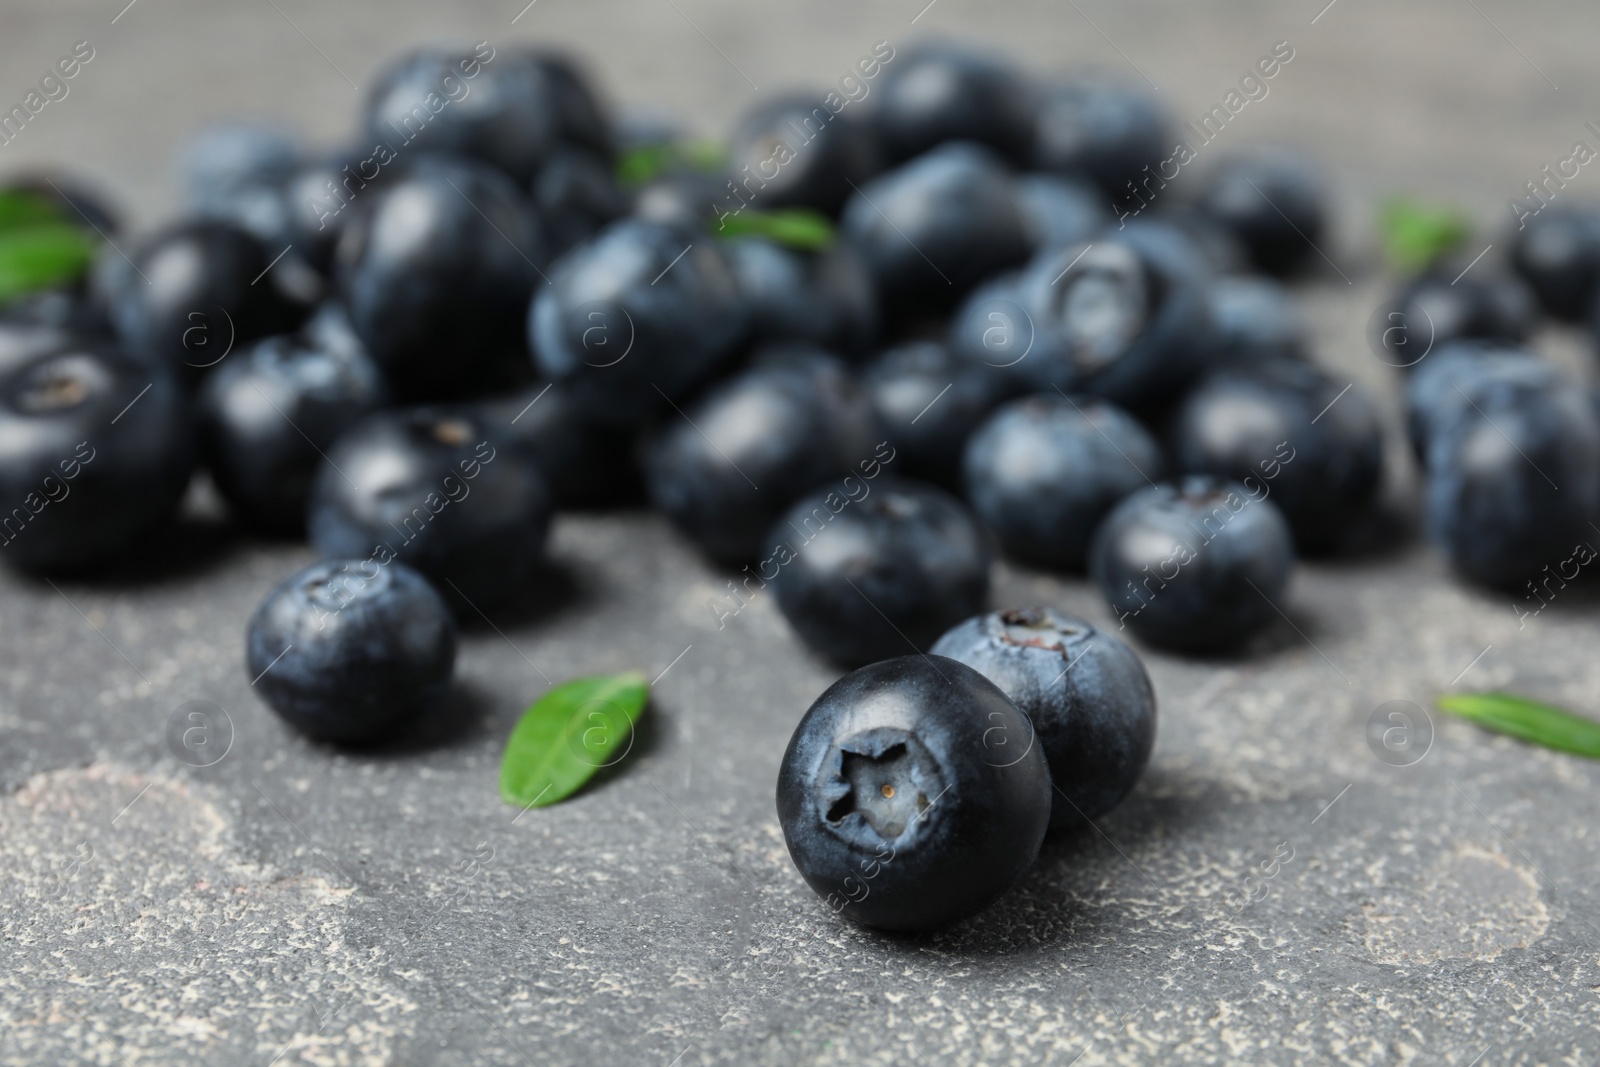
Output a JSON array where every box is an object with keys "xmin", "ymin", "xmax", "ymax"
[{"xmin": 4, "ymin": 38, "xmax": 1598, "ymax": 930}]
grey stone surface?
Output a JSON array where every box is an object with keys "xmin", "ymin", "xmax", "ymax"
[{"xmin": 3, "ymin": 1, "xmax": 1600, "ymax": 1064}]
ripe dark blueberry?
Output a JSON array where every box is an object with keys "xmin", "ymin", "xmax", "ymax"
[
  {"xmin": 1508, "ymin": 202, "xmax": 1600, "ymax": 321},
  {"xmin": 962, "ymin": 394, "xmax": 1160, "ymax": 569},
  {"xmin": 1376, "ymin": 269, "xmax": 1536, "ymax": 367},
  {"xmin": 529, "ymin": 218, "xmax": 747, "ymax": 425},
  {"xmin": 0, "ymin": 342, "xmax": 193, "ymax": 571},
  {"xmin": 246, "ymin": 558, "xmax": 456, "ymax": 743},
  {"xmin": 308, "ymin": 408, "xmax": 551, "ymax": 610},
  {"xmin": 1015, "ymin": 173, "xmax": 1108, "ymax": 254},
  {"xmin": 775, "ymin": 654, "xmax": 1051, "ymax": 931},
  {"xmin": 767, "ymin": 478, "xmax": 990, "ymax": 667},
  {"xmin": 947, "ymin": 270, "xmax": 1034, "ymax": 392},
  {"xmin": 1199, "ymin": 276, "xmax": 1307, "ymax": 371},
  {"xmin": 198, "ymin": 333, "xmax": 387, "ymax": 536},
  {"xmin": 335, "ymin": 156, "xmax": 542, "ymax": 401},
  {"xmin": 106, "ymin": 220, "xmax": 312, "ymax": 380},
  {"xmin": 840, "ymin": 143, "xmax": 1030, "ymax": 320},
  {"xmin": 1194, "ymin": 150, "xmax": 1328, "ymax": 277},
  {"xmin": 278, "ymin": 150, "xmax": 387, "ymax": 275},
  {"xmin": 1423, "ymin": 371, "xmax": 1600, "ymax": 590},
  {"xmin": 0, "ymin": 287, "xmax": 108, "ymax": 339},
  {"xmin": 930, "ymin": 607, "xmax": 1156, "ymax": 828},
  {"xmin": 1032, "ymin": 77, "xmax": 1168, "ymax": 200},
  {"xmin": 482, "ymin": 383, "xmax": 643, "ymax": 510},
  {"xmin": 1171, "ymin": 362, "xmax": 1383, "ymax": 556},
  {"xmin": 644, "ymin": 347, "xmax": 879, "ymax": 563},
  {"xmin": 363, "ymin": 46, "xmax": 558, "ymax": 184},
  {"xmin": 726, "ymin": 237, "xmax": 878, "ymax": 357},
  {"xmin": 521, "ymin": 48, "xmax": 614, "ymax": 158},
  {"xmin": 1404, "ymin": 342, "xmax": 1549, "ymax": 458},
  {"xmin": 868, "ymin": 43, "xmax": 1035, "ymax": 166},
  {"xmin": 727, "ymin": 94, "xmax": 881, "ymax": 216},
  {"xmin": 535, "ymin": 146, "xmax": 631, "ymax": 257},
  {"xmin": 1090, "ymin": 476, "xmax": 1296, "ymax": 653},
  {"xmin": 632, "ymin": 172, "xmax": 725, "ymax": 232},
  {"xmin": 862, "ymin": 341, "xmax": 1013, "ymax": 487},
  {"xmin": 178, "ymin": 123, "xmax": 299, "ymax": 206}
]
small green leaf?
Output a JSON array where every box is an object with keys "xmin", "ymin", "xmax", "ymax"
[
  {"xmin": 500, "ymin": 672, "xmax": 649, "ymax": 809},
  {"xmin": 0, "ymin": 190, "xmax": 70, "ymax": 233},
  {"xmin": 616, "ymin": 139, "xmax": 728, "ymax": 187},
  {"xmin": 1436, "ymin": 692, "xmax": 1600, "ymax": 759},
  {"xmin": 716, "ymin": 208, "xmax": 835, "ymax": 251},
  {"xmin": 0, "ymin": 225, "xmax": 97, "ymax": 304},
  {"xmin": 1380, "ymin": 196, "xmax": 1472, "ymax": 273}
]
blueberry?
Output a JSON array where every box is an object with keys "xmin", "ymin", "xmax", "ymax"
[
  {"xmin": 767, "ymin": 478, "xmax": 990, "ymax": 666},
  {"xmin": 727, "ymin": 94, "xmax": 881, "ymax": 216},
  {"xmin": 1377, "ymin": 268, "xmax": 1536, "ymax": 367},
  {"xmin": 868, "ymin": 43, "xmax": 1035, "ymax": 166},
  {"xmin": 1015, "ymin": 173, "xmax": 1108, "ymax": 255},
  {"xmin": 963, "ymin": 393, "xmax": 1160, "ymax": 569},
  {"xmin": 0, "ymin": 288, "xmax": 108, "ymax": 339},
  {"xmin": 632, "ymin": 172, "xmax": 726, "ymax": 232},
  {"xmin": 535, "ymin": 146, "xmax": 631, "ymax": 257},
  {"xmin": 1404, "ymin": 342, "xmax": 1551, "ymax": 458},
  {"xmin": 946, "ymin": 270, "xmax": 1034, "ymax": 392},
  {"xmin": 930, "ymin": 607, "xmax": 1156, "ymax": 827},
  {"xmin": 308, "ymin": 407, "xmax": 551, "ymax": 610},
  {"xmin": 775, "ymin": 654, "xmax": 1051, "ymax": 931},
  {"xmin": 198, "ymin": 333, "xmax": 387, "ymax": 536},
  {"xmin": 1424, "ymin": 370, "xmax": 1600, "ymax": 590},
  {"xmin": 840, "ymin": 143, "xmax": 1030, "ymax": 321},
  {"xmin": 1090, "ymin": 476, "xmax": 1295, "ymax": 653},
  {"xmin": 335, "ymin": 156, "xmax": 542, "ymax": 401},
  {"xmin": 644, "ymin": 346, "xmax": 880, "ymax": 563},
  {"xmin": 1171, "ymin": 362, "xmax": 1383, "ymax": 555},
  {"xmin": 1508, "ymin": 202, "xmax": 1600, "ymax": 322},
  {"xmin": 1194, "ymin": 150, "xmax": 1328, "ymax": 277},
  {"xmin": 363, "ymin": 47, "xmax": 558, "ymax": 184},
  {"xmin": 278, "ymin": 150, "xmax": 387, "ymax": 274},
  {"xmin": 106, "ymin": 220, "xmax": 312, "ymax": 381},
  {"xmin": 1199, "ymin": 275, "xmax": 1307, "ymax": 371},
  {"xmin": 520, "ymin": 48, "xmax": 614, "ymax": 158},
  {"xmin": 246, "ymin": 558, "xmax": 456, "ymax": 743},
  {"xmin": 481, "ymin": 382, "xmax": 643, "ymax": 509},
  {"xmin": 726, "ymin": 237, "xmax": 878, "ymax": 357},
  {"xmin": 862, "ymin": 341, "xmax": 1014, "ymax": 487},
  {"xmin": 529, "ymin": 218, "xmax": 746, "ymax": 426},
  {"xmin": 1032, "ymin": 77, "xmax": 1168, "ymax": 201},
  {"xmin": 0, "ymin": 342, "xmax": 193, "ymax": 570}
]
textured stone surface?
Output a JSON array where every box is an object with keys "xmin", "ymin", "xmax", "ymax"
[{"xmin": 4, "ymin": 1, "xmax": 1600, "ymax": 1064}]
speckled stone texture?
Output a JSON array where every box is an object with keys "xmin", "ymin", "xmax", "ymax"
[{"xmin": 3, "ymin": 1, "xmax": 1600, "ymax": 1064}]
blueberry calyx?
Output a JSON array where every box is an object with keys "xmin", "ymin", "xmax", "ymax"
[
  {"xmin": 820, "ymin": 728, "xmax": 946, "ymax": 845},
  {"xmin": 995, "ymin": 606, "xmax": 1086, "ymax": 653}
]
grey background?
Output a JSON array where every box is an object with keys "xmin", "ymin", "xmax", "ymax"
[{"xmin": 3, "ymin": 1, "xmax": 1600, "ymax": 1064}]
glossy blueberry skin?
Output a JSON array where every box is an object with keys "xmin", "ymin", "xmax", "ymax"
[
  {"xmin": 106, "ymin": 220, "xmax": 311, "ymax": 381},
  {"xmin": 246, "ymin": 558, "xmax": 457, "ymax": 743},
  {"xmin": 1015, "ymin": 173, "xmax": 1108, "ymax": 255},
  {"xmin": 530, "ymin": 219, "xmax": 747, "ymax": 425},
  {"xmin": 363, "ymin": 47, "xmax": 559, "ymax": 184},
  {"xmin": 1090, "ymin": 476, "xmax": 1295, "ymax": 653},
  {"xmin": 963, "ymin": 394, "xmax": 1161, "ymax": 569},
  {"xmin": 863, "ymin": 341, "xmax": 1014, "ymax": 487},
  {"xmin": 198, "ymin": 334, "xmax": 387, "ymax": 535},
  {"xmin": 776, "ymin": 654, "xmax": 1051, "ymax": 931},
  {"xmin": 633, "ymin": 173, "xmax": 726, "ymax": 232},
  {"xmin": 726, "ymin": 237, "xmax": 878, "ymax": 357},
  {"xmin": 1509, "ymin": 202, "xmax": 1600, "ymax": 322},
  {"xmin": 480, "ymin": 384, "xmax": 642, "ymax": 510},
  {"xmin": 178, "ymin": 122, "xmax": 299, "ymax": 206},
  {"xmin": 0, "ymin": 342, "xmax": 194, "ymax": 571},
  {"xmin": 1032, "ymin": 78, "xmax": 1168, "ymax": 200},
  {"xmin": 535, "ymin": 146, "xmax": 631, "ymax": 257},
  {"xmin": 0, "ymin": 288, "xmax": 109, "ymax": 340},
  {"xmin": 1200, "ymin": 276, "xmax": 1307, "ymax": 371},
  {"xmin": 868, "ymin": 44, "xmax": 1035, "ymax": 166},
  {"xmin": 728, "ymin": 94, "xmax": 881, "ymax": 216},
  {"xmin": 1424, "ymin": 373, "xmax": 1600, "ymax": 590},
  {"xmin": 308, "ymin": 408, "xmax": 551, "ymax": 610},
  {"xmin": 644, "ymin": 347, "xmax": 880, "ymax": 563},
  {"xmin": 840, "ymin": 143, "xmax": 1030, "ymax": 321},
  {"xmin": 930, "ymin": 607, "xmax": 1156, "ymax": 828},
  {"xmin": 1404, "ymin": 342, "xmax": 1550, "ymax": 458},
  {"xmin": 335, "ymin": 156, "xmax": 542, "ymax": 402},
  {"xmin": 1194, "ymin": 150, "xmax": 1327, "ymax": 277},
  {"xmin": 1172, "ymin": 362, "xmax": 1383, "ymax": 556},
  {"xmin": 1378, "ymin": 269, "xmax": 1536, "ymax": 367},
  {"xmin": 768, "ymin": 478, "xmax": 991, "ymax": 667}
]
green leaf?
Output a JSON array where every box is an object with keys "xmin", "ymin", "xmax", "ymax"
[
  {"xmin": 1436, "ymin": 692, "xmax": 1600, "ymax": 759},
  {"xmin": 716, "ymin": 208, "xmax": 835, "ymax": 251},
  {"xmin": 500, "ymin": 672, "xmax": 649, "ymax": 809},
  {"xmin": 616, "ymin": 139, "xmax": 728, "ymax": 186},
  {"xmin": 0, "ymin": 190, "xmax": 70, "ymax": 233},
  {"xmin": 1380, "ymin": 196, "xmax": 1472, "ymax": 273},
  {"xmin": 0, "ymin": 225, "xmax": 97, "ymax": 304}
]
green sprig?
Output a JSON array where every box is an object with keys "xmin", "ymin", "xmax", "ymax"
[{"xmin": 1436, "ymin": 691, "xmax": 1600, "ymax": 759}]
